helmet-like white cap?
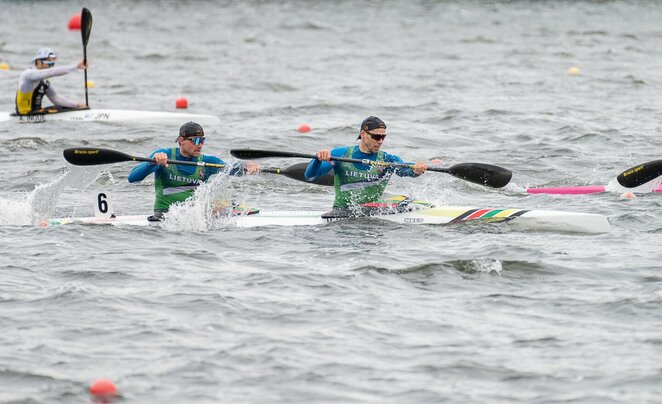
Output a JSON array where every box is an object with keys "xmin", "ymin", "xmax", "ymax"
[{"xmin": 33, "ymin": 48, "xmax": 56, "ymax": 61}]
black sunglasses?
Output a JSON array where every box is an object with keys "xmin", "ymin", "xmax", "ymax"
[{"xmin": 365, "ymin": 131, "xmax": 387, "ymax": 141}]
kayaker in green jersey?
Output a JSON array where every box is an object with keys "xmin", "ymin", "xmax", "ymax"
[
  {"xmin": 128, "ymin": 121, "xmax": 260, "ymax": 221},
  {"xmin": 15, "ymin": 48, "xmax": 88, "ymax": 115},
  {"xmin": 304, "ymin": 116, "xmax": 427, "ymax": 214}
]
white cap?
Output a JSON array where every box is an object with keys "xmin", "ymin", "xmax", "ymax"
[{"xmin": 33, "ymin": 48, "xmax": 56, "ymax": 61}]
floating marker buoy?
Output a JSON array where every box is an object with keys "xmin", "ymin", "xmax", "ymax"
[
  {"xmin": 297, "ymin": 124, "xmax": 311, "ymax": 133},
  {"xmin": 86, "ymin": 80, "xmax": 95, "ymax": 88},
  {"xmin": 430, "ymin": 159, "xmax": 444, "ymax": 165},
  {"xmin": 619, "ymin": 191, "xmax": 636, "ymax": 199},
  {"xmin": 0, "ymin": 63, "xmax": 9, "ymax": 70},
  {"xmin": 89, "ymin": 379, "xmax": 118, "ymax": 399},
  {"xmin": 68, "ymin": 13, "xmax": 82, "ymax": 30},
  {"xmin": 567, "ymin": 66, "xmax": 581, "ymax": 76},
  {"xmin": 175, "ymin": 97, "xmax": 188, "ymax": 109}
]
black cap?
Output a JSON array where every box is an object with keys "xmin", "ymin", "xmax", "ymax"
[
  {"xmin": 178, "ymin": 121, "xmax": 204, "ymax": 139},
  {"xmin": 357, "ymin": 116, "xmax": 386, "ymax": 139}
]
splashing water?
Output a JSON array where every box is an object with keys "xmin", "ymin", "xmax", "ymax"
[
  {"xmin": 0, "ymin": 166, "xmax": 104, "ymax": 226},
  {"xmin": 455, "ymin": 259, "xmax": 503, "ymax": 274},
  {"xmin": 160, "ymin": 172, "xmax": 252, "ymax": 232},
  {"xmin": 0, "ymin": 197, "xmax": 33, "ymax": 226},
  {"xmin": 605, "ymin": 176, "xmax": 662, "ymax": 194}
]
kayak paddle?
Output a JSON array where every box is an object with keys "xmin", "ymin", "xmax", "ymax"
[
  {"xmin": 81, "ymin": 8, "xmax": 92, "ymax": 108},
  {"xmin": 616, "ymin": 159, "xmax": 662, "ymax": 188},
  {"xmin": 63, "ymin": 147, "xmax": 225, "ymax": 169},
  {"xmin": 229, "ymin": 149, "xmax": 512, "ymax": 188},
  {"xmin": 62, "ymin": 147, "xmax": 333, "ymax": 185}
]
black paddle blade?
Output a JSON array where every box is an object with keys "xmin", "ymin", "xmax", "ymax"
[
  {"xmin": 282, "ymin": 163, "xmax": 334, "ymax": 186},
  {"xmin": 444, "ymin": 163, "xmax": 512, "ymax": 188},
  {"xmin": 81, "ymin": 8, "xmax": 92, "ymax": 47},
  {"xmin": 617, "ymin": 160, "xmax": 662, "ymax": 188},
  {"xmin": 63, "ymin": 148, "xmax": 132, "ymax": 166}
]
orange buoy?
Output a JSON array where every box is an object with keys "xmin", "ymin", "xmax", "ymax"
[
  {"xmin": 297, "ymin": 124, "xmax": 311, "ymax": 133},
  {"xmin": 68, "ymin": 14, "xmax": 82, "ymax": 30},
  {"xmin": 89, "ymin": 379, "xmax": 118, "ymax": 400},
  {"xmin": 175, "ymin": 97, "xmax": 188, "ymax": 109}
]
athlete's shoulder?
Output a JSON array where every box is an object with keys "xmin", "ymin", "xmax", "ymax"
[
  {"xmin": 331, "ymin": 146, "xmax": 351, "ymax": 156},
  {"xmin": 383, "ymin": 151, "xmax": 403, "ymax": 163},
  {"xmin": 202, "ymin": 154, "xmax": 225, "ymax": 165},
  {"xmin": 149, "ymin": 147, "xmax": 171, "ymax": 158},
  {"xmin": 19, "ymin": 67, "xmax": 37, "ymax": 79}
]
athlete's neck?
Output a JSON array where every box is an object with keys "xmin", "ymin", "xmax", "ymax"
[
  {"xmin": 180, "ymin": 149, "xmax": 196, "ymax": 159},
  {"xmin": 358, "ymin": 143, "xmax": 374, "ymax": 154}
]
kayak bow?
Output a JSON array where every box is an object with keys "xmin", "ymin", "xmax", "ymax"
[{"xmin": 0, "ymin": 109, "xmax": 220, "ymax": 125}]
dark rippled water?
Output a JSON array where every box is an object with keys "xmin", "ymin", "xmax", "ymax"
[{"xmin": 1, "ymin": 1, "xmax": 661, "ymax": 402}]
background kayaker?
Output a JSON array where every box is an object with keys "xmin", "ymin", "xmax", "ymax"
[
  {"xmin": 128, "ymin": 121, "xmax": 260, "ymax": 221},
  {"xmin": 15, "ymin": 47, "xmax": 88, "ymax": 115},
  {"xmin": 304, "ymin": 116, "xmax": 427, "ymax": 213}
]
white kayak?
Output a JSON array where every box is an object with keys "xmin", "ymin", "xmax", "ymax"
[
  {"xmin": 0, "ymin": 109, "xmax": 220, "ymax": 125},
  {"xmin": 43, "ymin": 206, "xmax": 611, "ymax": 234}
]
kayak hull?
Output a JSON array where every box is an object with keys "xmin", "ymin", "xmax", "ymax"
[
  {"xmin": 0, "ymin": 109, "xmax": 220, "ymax": 125},
  {"xmin": 527, "ymin": 185, "xmax": 662, "ymax": 194},
  {"xmin": 44, "ymin": 206, "xmax": 611, "ymax": 234}
]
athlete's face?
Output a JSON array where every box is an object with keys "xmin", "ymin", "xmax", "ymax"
[
  {"xmin": 359, "ymin": 128, "xmax": 387, "ymax": 153},
  {"xmin": 179, "ymin": 136, "xmax": 204, "ymax": 158},
  {"xmin": 35, "ymin": 58, "xmax": 56, "ymax": 69}
]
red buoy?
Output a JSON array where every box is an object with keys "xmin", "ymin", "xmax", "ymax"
[
  {"xmin": 68, "ymin": 14, "xmax": 82, "ymax": 30},
  {"xmin": 297, "ymin": 124, "xmax": 311, "ymax": 133},
  {"xmin": 175, "ymin": 97, "xmax": 188, "ymax": 109},
  {"xmin": 90, "ymin": 379, "xmax": 118, "ymax": 400}
]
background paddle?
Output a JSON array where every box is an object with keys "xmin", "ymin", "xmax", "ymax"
[
  {"xmin": 81, "ymin": 8, "xmax": 92, "ymax": 108},
  {"xmin": 616, "ymin": 159, "xmax": 662, "ymax": 188},
  {"xmin": 62, "ymin": 147, "xmax": 333, "ymax": 185},
  {"xmin": 265, "ymin": 163, "xmax": 333, "ymax": 186},
  {"xmin": 230, "ymin": 149, "xmax": 512, "ymax": 188}
]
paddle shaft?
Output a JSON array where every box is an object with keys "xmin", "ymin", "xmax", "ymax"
[
  {"xmin": 242, "ymin": 150, "xmax": 432, "ymax": 172},
  {"xmin": 83, "ymin": 53, "xmax": 88, "ymax": 107},
  {"xmin": 136, "ymin": 156, "xmax": 225, "ymax": 169}
]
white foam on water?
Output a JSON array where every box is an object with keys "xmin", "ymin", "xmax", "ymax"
[
  {"xmin": 0, "ymin": 196, "xmax": 33, "ymax": 226},
  {"xmin": 605, "ymin": 176, "xmax": 662, "ymax": 194},
  {"xmin": 0, "ymin": 166, "xmax": 105, "ymax": 226},
  {"xmin": 160, "ymin": 172, "xmax": 244, "ymax": 232}
]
